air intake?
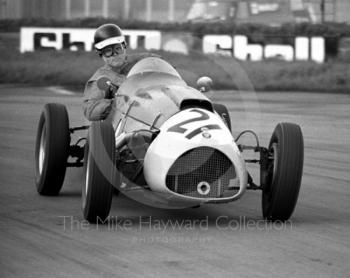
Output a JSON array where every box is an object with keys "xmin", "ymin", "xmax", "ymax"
[{"xmin": 166, "ymin": 147, "xmax": 237, "ymax": 198}]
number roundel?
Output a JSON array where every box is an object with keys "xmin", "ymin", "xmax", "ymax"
[{"xmin": 167, "ymin": 109, "xmax": 221, "ymax": 139}]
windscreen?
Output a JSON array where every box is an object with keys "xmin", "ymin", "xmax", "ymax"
[{"xmin": 127, "ymin": 57, "xmax": 182, "ymax": 79}]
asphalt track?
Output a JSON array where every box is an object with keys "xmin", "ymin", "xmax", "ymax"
[{"xmin": 0, "ymin": 85, "xmax": 349, "ymax": 278}]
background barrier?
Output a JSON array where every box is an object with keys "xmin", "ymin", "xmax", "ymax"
[{"xmin": 18, "ymin": 26, "xmax": 350, "ymax": 63}]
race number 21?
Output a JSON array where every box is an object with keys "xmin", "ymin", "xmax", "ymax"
[{"xmin": 167, "ymin": 109, "xmax": 220, "ymax": 139}]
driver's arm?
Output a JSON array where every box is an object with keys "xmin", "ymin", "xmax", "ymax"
[{"xmin": 83, "ymin": 80, "xmax": 113, "ymax": 121}]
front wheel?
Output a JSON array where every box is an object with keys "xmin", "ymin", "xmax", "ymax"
[
  {"xmin": 262, "ymin": 122, "xmax": 304, "ymax": 221},
  {"xmin": 82, "ymin": 121, "xmax": 115, "ymax": 223},
  {"xmin": 35, "ymin": 103, "xmax": 70, "ymax": 196}
]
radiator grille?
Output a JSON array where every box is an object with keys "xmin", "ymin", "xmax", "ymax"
[{"xmin": 166, "ymin": 147, "xmax": 238, "ymax": 198}]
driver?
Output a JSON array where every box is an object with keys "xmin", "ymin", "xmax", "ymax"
[{"xmin": 83, "ymin": 23, "xmax": 159, "ymax": 121}]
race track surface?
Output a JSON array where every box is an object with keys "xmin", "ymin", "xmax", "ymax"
[{"xmin": 0, "ymin": 85, "xmax": 349, "ymax": 278}]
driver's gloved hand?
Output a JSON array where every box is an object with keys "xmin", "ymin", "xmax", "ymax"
[
  {"xmin": 105, "ymin": 87, "xmax": 115, "ymax": 99},
  {"xmin": 105, "ymin": 84, "xmax": 119, "ymax": 99}
]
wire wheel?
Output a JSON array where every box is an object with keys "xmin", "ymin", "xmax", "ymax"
[
  {"xmin": 35, "ymin": 103, "xmax": 70, "ymax": 196},
  {"xmin": 262, "ymin": 123, "xmax": 304, "ymax": 221}
]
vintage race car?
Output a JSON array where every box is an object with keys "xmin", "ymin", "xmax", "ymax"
[{"xmin": 35, "ymin": 57, "xmax": 304, "ymax": 223}]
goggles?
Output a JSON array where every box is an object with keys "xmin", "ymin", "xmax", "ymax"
[{"xmin": 100, "ymin": 43, "xmax": 125, "ymax": 58}]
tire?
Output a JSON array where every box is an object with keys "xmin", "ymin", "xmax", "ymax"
[
  {"xmin": 262, "ymin": 123, "xmax": 304, "ymax": 221},
  {"xmin": 35, "ymin": 103, "xmax": 70, "ymax": 196},
  {"xmin": 213, "ymin": 103, "xmax": 231, "ymax": 132},
  {"xmin": 82, "ymin": 121, "xmax": 115, "ymax": 223}
]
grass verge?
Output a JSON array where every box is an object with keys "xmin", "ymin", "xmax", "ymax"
[{"xmin": 0, "ymin": 47, "xmax": 349, "ymax": 93}]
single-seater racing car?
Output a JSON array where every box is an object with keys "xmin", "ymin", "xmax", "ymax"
[{"xmin": 35, "ymin": 57, "xmax": 304, "ymax": 223}]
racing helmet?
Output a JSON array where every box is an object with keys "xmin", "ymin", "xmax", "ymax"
[{"xmin": 94, "ymin": 23, "xmax": 126, "ymax": 50}]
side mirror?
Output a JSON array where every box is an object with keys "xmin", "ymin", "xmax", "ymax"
[{"xmin": 197, "ymin": 76, "xmax": 213, "ymax": 93}]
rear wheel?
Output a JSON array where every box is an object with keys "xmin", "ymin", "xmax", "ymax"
[
  {"xmin": 262, "ymin": 123, "xmax": 304, "ymax": 221},
  {"xmin": 35, "ymin": 103, "xmax": 70, "ymax": 195},
  {"xmin": 82, "ymin": 121, "xmax": 115, "ymax": 223},
  {"xmin": 213, "ymin": 103, "xmax": 231, "ymax": 132}
]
